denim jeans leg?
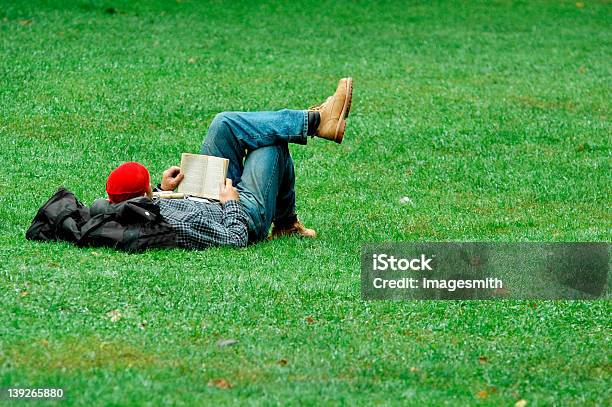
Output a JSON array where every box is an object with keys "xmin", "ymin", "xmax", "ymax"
[
  {"xmin": 273, "ymin": 146, "xmax": 296, "ymax": 223},
  {"xmin": 200, "ymin": 109, "xmax": 308, "ymax": 185},
  {"xmin": 237, "ymin": 145, "xmax": 293, "ymax": 241}
]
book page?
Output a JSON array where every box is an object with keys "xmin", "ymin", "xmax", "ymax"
[
  {"xmin": 177, "ymin": 153, "xmax": 207, "ymax": 197},
  {"xmin": 177, "ymin": 153, "xmax": 228, "ymax": 200},
  {"xmin": 201, "ymin": 157, "xmax": 226, "ymax": 200}
]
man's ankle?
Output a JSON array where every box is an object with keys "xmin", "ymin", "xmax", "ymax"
[
  {"xmin": 274, "ymin": 214, "xmax": 298, "ymax": 229},
  {"xmin": 307, "ymin": 111, "xmax": 320, "ymax": 136}
]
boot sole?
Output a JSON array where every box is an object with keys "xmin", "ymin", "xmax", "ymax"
[
  {"xmin": 344, "ymin": 77, "xmax": 353, "ymax": 118},
  {"xmin": 334, "ymin": 77, "xmax": 353, "ymax": 143}
]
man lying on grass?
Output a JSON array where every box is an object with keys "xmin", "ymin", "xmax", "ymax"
[{"xmin": 104, "ymin": 78, "xmax": 353, "ymax": 249}]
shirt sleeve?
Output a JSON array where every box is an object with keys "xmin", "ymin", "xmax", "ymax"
[{"xmin": 174, "ymin": 200, "xmax": 249, "ymax": 249}]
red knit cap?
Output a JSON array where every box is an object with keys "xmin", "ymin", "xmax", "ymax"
[{"xmin": 106, "ymin": 162, "xmax": 150, "ymax": 204}]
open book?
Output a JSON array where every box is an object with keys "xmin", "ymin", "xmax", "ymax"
[{"xmin": 177, "ymin": 153, "xmax": 229, "ymax": 200}]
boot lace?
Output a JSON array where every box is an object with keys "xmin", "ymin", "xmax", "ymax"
[{"xmin": 308, "ymin": 96, "xmax": 333, "ymax": 111}]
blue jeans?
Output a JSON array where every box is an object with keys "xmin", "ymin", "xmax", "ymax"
[{"xmin": 200, "ymin": 109, "xmax": 309, "ymax": 242}]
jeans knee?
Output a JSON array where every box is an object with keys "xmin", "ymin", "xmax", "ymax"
[
  {"xmin": 207, "ymin": 112, "xmax": 233, "ymax": 140},
  {"xmin": 211, "ymin": 112, "xmax": 227, "ymax": 128},
  {"xmin": 213, "ymin": 111, "xmax": 239, "ymax": 125}
]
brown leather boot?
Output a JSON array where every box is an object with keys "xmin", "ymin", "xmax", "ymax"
[
  {"xmin": 271, "ymin": 218, "xmax": 317, "ymax": 239},
  {"xmin": 309, "ymin": 77, "xmax": 353, "ymax": 143}
]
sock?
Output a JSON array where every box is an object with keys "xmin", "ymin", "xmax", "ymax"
[
  {"xmin": 274, "ymin": 213, "xmax": 298, "ymax": 228},
  {"xmin": 307, "ymin": 111, "xmax": 321, "ymax": 136}
]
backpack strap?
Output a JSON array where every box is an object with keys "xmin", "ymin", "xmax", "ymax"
[
  {"xmin": 54, "ymin": 207, "xmax": 82, "ymax": 237},
  {"xmin": 78, "ymin": 214, "xmax": 115, "ymax": 244}
]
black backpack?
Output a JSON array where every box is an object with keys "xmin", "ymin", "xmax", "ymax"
[{"xmin": 26, "ymin": 187, "xmax": 177, "ymax": 252}]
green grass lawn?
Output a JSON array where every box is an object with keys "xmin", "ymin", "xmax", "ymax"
[{"xmin": 1, "ymin": 0, "xmax": 610, "ymax": 405}]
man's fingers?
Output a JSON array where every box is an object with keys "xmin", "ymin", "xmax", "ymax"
[
  {"xmin": 219, "ymin": 178, "xmax": 239, "ymax": 203},
  {"xmin": 175, "ymin": 172, "xmax": 184, "ymax": 182},
  {"xmin": 164, "ymin": 166, "xmax": 180, "ymax": 176}
]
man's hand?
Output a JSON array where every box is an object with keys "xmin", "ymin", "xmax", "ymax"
[
  {"xmin": 161, "ymin": 166, "xmax": 184, "ymax": 191},
  {"xmin": 219, "ymin": 178, "xmax": 240, "ymax": 203}
]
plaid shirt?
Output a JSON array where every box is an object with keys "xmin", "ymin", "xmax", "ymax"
[{"xmin": 156, "ymin": 198, "xmax": 249, "ymax": 249}]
